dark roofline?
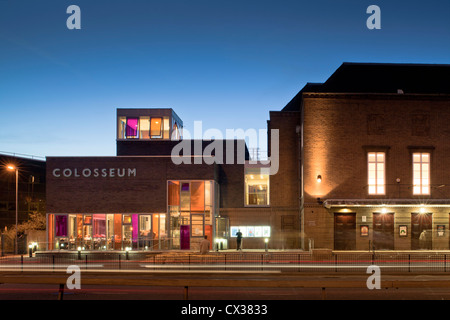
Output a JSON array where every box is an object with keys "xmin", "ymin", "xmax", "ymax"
[{"xmin": 281, "ymin": 62, "xmax": 450, "ymax": 111}]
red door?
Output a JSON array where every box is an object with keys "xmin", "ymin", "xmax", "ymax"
[
  {"xmin": 411, "ymin": 213, "xmax": 432, "ymax": 250},
  {"xmin": 334, "ymin": 213, "xmax": 356, "ymax": 250},
  {"xmin": 373, "ymin": 213, "xmax": 394, "ymax": 250}
]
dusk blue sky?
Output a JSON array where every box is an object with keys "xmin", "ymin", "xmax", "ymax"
[{"xmin": 1, "ymin": 0, "xmax": 450, "ymax": 157}]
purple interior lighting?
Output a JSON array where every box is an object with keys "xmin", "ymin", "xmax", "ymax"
[
  {"xmin": 132, "ymin": 214, "xmax": 138, "ymax": 242},
  {"xmin": 55, "ymin": 215, "xmax": 68, "ymax": 237},
  {"xmin": 126, "ymin": 118, "xmax": 138, "ymax": 137}
]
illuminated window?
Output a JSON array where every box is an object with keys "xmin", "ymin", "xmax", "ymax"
[
  {"xmin": 139, "ymin": 117, "xmax": 150, "ymax": 139},
  {"xmin": 413, "ymin": 153, "xmax": 430, "ymax": 195},
  {"xmin": 123, "ymin": 214, "xmax": 132, "ymax": 224},
  {"xmin": 83, "ymin": 214, "xmax": 92, "ymax": 225},
  {"xmin": 191, "ymin": 214, "xmax": 205, "ymax": 237},
  {"xmin": 230, "ymin": 226, "xmax": 271, "ymax": 238},
  {"xmin": 163, "ymin": 117, "xmax": 170, "ymax": 139},
  {"xmin": 126, "ymin": 118, "xmax": 139, "ymax": 138},
  {"xmin": 172, "ymin": 123, "xmax": 180, "ymax": 140},
  {"xmin": 368, "ymin": 152, "xmax": 385, "ymax": 195},
  {"xmin": 245, "ymin": 167, "xmax": 270, "ymax": 206},
  {"xmin": 55, "ymin": 215, "xmax": 68, "ymax": 237},
  {"xmin": 150, "ymin": 117, "xmax": 162, "ymax": 138},
  {"xmin": 118, "ymin": 117, "xmax": 126, "ymax": 139}
]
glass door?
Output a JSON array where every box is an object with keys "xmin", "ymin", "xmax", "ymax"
[
  {"xmin": 82, "ymin": 215, "xmax": 93, "ymax": 250},
  {"xmin": 106, "ymin": 214, "xmax": 114, "ymax": 250},
  {"xmin": 93, "ymin": 214, "xmax": 106, "ymax": 250},
  {"xmin": 122, "ymin": 214, "xmax": 133, "ymax": 250},
  {"xmin": 139, "ymin": 215, "xmax": 152, "ymax": 250},
  {"xmin": 153, "ymin": 214, "xmax": 166, "ymax": 250}
]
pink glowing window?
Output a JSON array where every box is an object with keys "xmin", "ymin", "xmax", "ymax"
[
  {"xmin": 126, "ymin": 118, "xmax": 139, "ymax": 138},
  {"xmin": 55, "ymin": 215, "xmax": 68, "ymax": 237}
]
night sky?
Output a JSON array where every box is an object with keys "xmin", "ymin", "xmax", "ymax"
[{"xmin": 1, "ymin": 0, "xmax": 449, "ymax": 157}]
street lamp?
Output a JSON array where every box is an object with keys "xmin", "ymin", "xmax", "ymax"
[{"xmin": 6, "ymin": 165, "xmax": 18, "ymax": 255}]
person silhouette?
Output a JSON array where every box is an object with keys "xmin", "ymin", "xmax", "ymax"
[{"xmin": 236, "ymin": 229, "xmax": 243, "ymax": 251}]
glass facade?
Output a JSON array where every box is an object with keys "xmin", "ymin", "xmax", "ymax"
[
  {"xmin": 118, "ymin": 115, "xmax": 181, "ymax": 140},
  {"xmin": 47, "ymin": 180, "xmax": 215, "ymax": 251},
  {"xmin": 47, "ymin": 213, "xmax": 166, "ymax": 251},
  {"xmin": 168, "ymin": 180, "xmax": 216, "ymax": 249}
]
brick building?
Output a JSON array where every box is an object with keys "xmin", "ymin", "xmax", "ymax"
[
  {"xmin": 280, "ymin": 62, "xmax": 450, "ymax": 251},
  {"xmin": 45, "ymin": 62, "xmax": 450, "ymax": 252}
]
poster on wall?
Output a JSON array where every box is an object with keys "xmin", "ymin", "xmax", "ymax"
[
  {"xmin": 438, "ymin": 225, "xmax": 445, "ymax": 237},
  {"xmin": 360, "ymin": 225, "xmax": 369, "ymax": 237},
  {"xmin": 230, "ymin": 226, "xmax": 271, "ymax": 237},
  {"xmin": 399, "ymin": 225, "xmax": 408, "ymax": 237},
  {"xmin": 230, "ymin": 227, "xmax": 239, "ymax": 237},
  {"xmin": 262, "ymin": 227, "xmax": 271, "ymax": 237}
]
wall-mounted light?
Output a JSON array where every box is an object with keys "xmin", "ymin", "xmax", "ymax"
[
  {"xmin": 420, "ymin": 205, "xmax": 426, "ymax": 214},
  {"xmin": 381, "ymin": 207, "xmax": 387, "ymax": 214},
  {"xmin": 317, "ymin": 175, "xmax": 322, "ymax": 183}
]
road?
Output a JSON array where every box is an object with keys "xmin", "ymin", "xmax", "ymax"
[
  {"xmin": 1, "ymin": 282, "xmax": 450, "ymax": 300},
  {"xmin": 1, "ymin": 270, "xmax": 450, "ymax": 299},
  {"xmin": 0, "ymin": 269, "xmax": 447, "ymax": 320}
]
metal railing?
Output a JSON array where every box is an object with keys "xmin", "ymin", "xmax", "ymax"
[{"xmin": 2, "ymin": 251, "xmax": 450, "ymax": 273}]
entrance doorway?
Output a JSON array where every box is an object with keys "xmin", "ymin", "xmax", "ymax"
[
  {"xmin": 334, "ymin": 213, "xmax": 356, "ymax": 250},
  {"xmin": 411, "ymin": 213, "xmax": 432, "ymax": 250},
  {"xmin": 372, "ymin": 213, "xmax": 394, "ymax": 250}
]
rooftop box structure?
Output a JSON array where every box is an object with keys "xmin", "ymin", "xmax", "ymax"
[{"xmin": 117, "ymin": 108, "xmax": 182, "ymax": 141}]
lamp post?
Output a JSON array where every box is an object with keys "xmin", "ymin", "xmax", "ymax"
[{"xmin": 7, "ymin": 165, "xmax": 18, "ymax": 255}]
